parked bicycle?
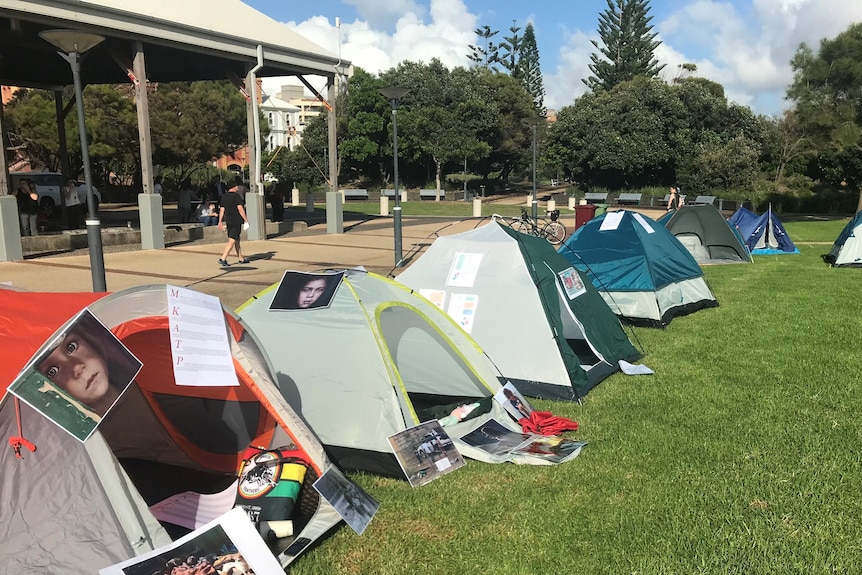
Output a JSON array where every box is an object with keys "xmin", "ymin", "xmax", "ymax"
[{"xmin": 508, "ymin": 207, "xmax": 567, "ymax": 245}]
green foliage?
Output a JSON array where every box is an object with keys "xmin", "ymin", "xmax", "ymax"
[
  {"xmin": 149, "ymin": 81, "xmax": 249, "ymax": 176},
  {"xmin": 520, "ymin": 24, "xmax": 546, "ymax": 116},
  {"xmin": 584, "ymin": 0, "xmax": 665, "ymax": 92},
  {"xmin": 787, "ymin": 22, "xmax": 862, "ymax": 211},
  {"xmin": 467, "ymin": 26, "xmax": 500, "ymax": 68}
]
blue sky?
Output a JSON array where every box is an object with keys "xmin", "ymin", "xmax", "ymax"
[{"xmin": 244, "ymin": 0, "xmax": 862, "ymax": 116}]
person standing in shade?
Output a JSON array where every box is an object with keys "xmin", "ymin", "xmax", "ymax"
[
  {"xmin": 17, "ymin": 179, "xmax": 39, "ymax": 236},
  {"xmin": 153, "ymin": 175, "xmax": 163, "ymax": 195},
  {"xmin": 64, "ymin": 178, "xmax": 82, "ymax": 229},
  {"xmin": 667, "ymin": 186, "xmax": 681, "ymax": 211},
  {"xmin": 217, "ymin": 184, "xmax": 250, "ymax": 267},
  {"xmin": 177, "ymin": 178, "xmax": 197, "ymax": 223}
]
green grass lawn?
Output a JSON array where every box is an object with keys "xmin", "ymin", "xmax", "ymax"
[{"xmin": 292, "ymin": 219, "xmax": 862, "ymax": 575}]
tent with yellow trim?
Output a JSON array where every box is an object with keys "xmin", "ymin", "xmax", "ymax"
[
  {"xmin": 0, "ymin": 286, "xmax": 341, "ymax": 574},
  {"xmin": 237, "ymin": 269, "xmax": 528, "ymax": 478}
]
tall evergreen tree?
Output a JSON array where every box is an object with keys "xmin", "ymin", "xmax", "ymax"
[
  {"xmin": 584, "ymin": 0, "xmax": 665, "ymax": 92},
  {"xmin": 467, "ymin": 26, "xmax": 500, "ymax": 68},
  {"xmin": 497, "ymin": 21, "xmax": 522, "ymax": 78},
  {"xmin": 520, "ymin": 23, "xmax": 546, "ymax": 116}
]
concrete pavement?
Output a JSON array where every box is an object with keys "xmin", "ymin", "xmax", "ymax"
[{"xmin": 0, "ymin": 216, "xmax": 486, "ymax": 310}]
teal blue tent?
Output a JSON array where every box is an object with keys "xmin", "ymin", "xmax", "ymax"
[
  {"xmin": 559, "ymin": 210, "xmax": 718, "ymax": 327},
  {"xmin": 825, "ymin": 211, "xmax": 862, "ymax": 267}
]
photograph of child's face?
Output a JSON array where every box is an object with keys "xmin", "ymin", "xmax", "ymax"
[
  {"xmin": 269, "ymin": 271, "xmax": 345, "ymax": 311},
  {"xmin": 298, "ymin": 278, "xmax": 328, "ymax": 308},
  {"xmin": 37, "ymin": 330, "xmax": 115, "ymax": 412},
  {"xmin": 9, "ymin": 309, "xmax": 142, "ymax": 442}
]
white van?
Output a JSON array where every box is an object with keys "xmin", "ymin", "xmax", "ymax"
[{"xmin": 9, "ymin": 171, "xmax": 101, "ymax": 215}]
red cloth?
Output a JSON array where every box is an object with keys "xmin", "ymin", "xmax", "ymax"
[{"xmin": 519, "ymin": 411, "xmax": 579, "ymax": 435}]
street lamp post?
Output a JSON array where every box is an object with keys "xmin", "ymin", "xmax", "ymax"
[
  {"xmin": 526, "ymin": 117, "xmax": 541, "ymax": 222},
  {"xmin": 379, "ymin": 87, "xmax": 410, "ymax": 267},
  {"xmin": 463, "ymin": 157, "xmax": 468, "ymax": 202},
  {"xmin": 40, "ymin": 29, "xmax": 107, "ymax": 292}
]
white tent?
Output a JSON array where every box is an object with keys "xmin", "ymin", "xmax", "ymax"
[
  {"xmin": 237, "ymin": 269, "xmax": 535, "ymax": 478},
  {"xmin": 396, "ymin": 222, "xmax": 640, "ymax": 401}
]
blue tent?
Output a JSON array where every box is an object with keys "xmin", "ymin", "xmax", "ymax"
[
  {"xmin": 729, "ymin": 206, "xmax": 799, "ymax": 254},
  {"xmin": 558, "ymin": 210, "xmax": 718, "ymax": 327}
]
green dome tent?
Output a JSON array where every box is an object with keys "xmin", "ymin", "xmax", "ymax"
[{"xmin": 397, "ymin": 222, "xmax": 640, "ymax": 402}]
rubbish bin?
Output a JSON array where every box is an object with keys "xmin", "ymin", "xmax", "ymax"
[{"xmin": 574, "ymin": 204, "xmax": 597, "ymax": 230}]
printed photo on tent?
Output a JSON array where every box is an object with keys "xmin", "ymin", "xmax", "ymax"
[
  {"xmin": 313, "ymin": 465, "xmax": 380, "ymax": 535},
  {"xmin": 494, "ymin": 383, "xmax": 534, "ymax": 421},
  {"xmin": 99, "ymin": 508, "xmax": 283, "ymax": 575},
  {"xmin": 510, "ymin": 437, "xmax": 588, "ymax": 464},
  {"xmin": 8, "ymin": 309, "xmax": 142, "ymax": 442},
  {"xmin": 387, "ymin": 420, "xmax": 465, "ymax": 487},
  {"xmin": 558, "ymin": 267, "xmax": 586, "ymax": 300},
  {"xmin": 269, "ymin": 270, "xmax": 345, "ymax": 311},
  {"xmin": 459, "ymin": 419, "xmax": 534, "ymax": 456}
]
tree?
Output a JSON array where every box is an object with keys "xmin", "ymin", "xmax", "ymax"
[
  {"xmin": 497, "ymin": 21, "xmax": 522, "ymax": 77},
  {"xmin": 584, "ymin": 0, "xmax": 665, "ymax": 92},
  {"xmin": 467, "ymin": 26, "xmax": 500, "ymax": 69},
  {"xmin": 787, "ymin": 23, "xmax": 862, "ymax": 212},
  {"xmin": 519, "ymin": 24, "xmax": 546, "ymax": 116},
  {"xmin": 149, "ymin": 81, "xmax": 249, "ymax": 180}
]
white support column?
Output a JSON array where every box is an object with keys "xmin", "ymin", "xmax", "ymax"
[{"xmin": 133, "ymin": 41, "xmax": 164, "ymax": 250}]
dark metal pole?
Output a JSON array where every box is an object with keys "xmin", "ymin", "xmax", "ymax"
[
  {"xmin": 392, "ymin": 100, "xmax": 402, "ymax": 267},
  {"xmin": 69, "ymin": 51, "xmax": 106, "ymax": 292},
  {"xmin": 463, "ymin": 157, "xmax": 468, "ymax": 202},
  {"xmin": 531, "ymin": 122, "xmax": 538, "ymax": 221}
]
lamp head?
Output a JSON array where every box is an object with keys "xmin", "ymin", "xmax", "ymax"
[{"xmin": 39, "ymin": 29, "xmax": 105, "ymax": 54}]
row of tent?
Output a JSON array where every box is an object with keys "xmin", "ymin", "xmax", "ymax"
[
  {"xmin": 1, "ymin": 224, "xmax": 646, "ymax": 573},
  {"xmin": 4, "ymin": 203, "xmax": 857, "ymax": 573}
]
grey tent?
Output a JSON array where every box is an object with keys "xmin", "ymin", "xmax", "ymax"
[
  {"xmin": 0, "ymin": 286, "xmax": 341, "ymax": 574},
  {"xmin": 658, "ymin": 204, "xmax": 752, "ymax": 264},
  {"xmin": 396, "ymin": 222, "xmax": 641, "ymax": 401},
  {"xmin": 237, "ymin": 269, "xmax": 540, "ymax": 478}
]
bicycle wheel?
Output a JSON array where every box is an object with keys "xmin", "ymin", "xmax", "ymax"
[
  {"xmin": 509, "ymin": 219, "xmax": 530, "ymax": 234},
  {"xmin": 541, "ymin": 221, "xmax": 567, "ymax": 244}
]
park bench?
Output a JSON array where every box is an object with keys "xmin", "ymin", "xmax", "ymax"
[
  {"xmin": 584, "ymin": 192, "xmax": 609, "ymax": 204},
  {"xmin": 420, "ymin": 189, "xmax": 441, "ymax": 200},
  {"xmin": 340, "ymin": 189, "xmax": 369, "ymax": 200},
  {"xmin": 381, "ymin": 189, "xmax": 397, "ymax": 197},
  {"xmin": 692, "ymin": 195, "xmax": 717, "ymax": 205},
  {"xmin": 615, "ymin": 192, "xmax": 642, "ymax": 206}
]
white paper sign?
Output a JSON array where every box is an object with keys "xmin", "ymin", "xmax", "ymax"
[
  {"xmin": 447, "ymin": 293, "xmax": 479, "ymax": 333},
  {"xmin": 167, "ymin": 285, "xmax": 238, "ymax": 386},
  {"xmin": 419, "ymin": 288, "xmax": 447, "ymax": 309},
  {"xmin": 446, "ymin": 252, "xmax": 483, "ymax": 288},
  {"xmin": 599, "ymin": 210, "xmax": 624, "ymax": 231},
  {"xmin": 632, "ymin": 212, "xmax": 656, "ymax": 233},
  {"xmin": 619, "ymin": 359, "xmax": 654, "ymax": 375},
  {"xmin": 558, "ymin": 267, "xmax": 586, "ymax": 300}
]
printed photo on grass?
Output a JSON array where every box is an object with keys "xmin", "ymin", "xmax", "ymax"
[
  {"xmin": 459, "ymin": 419, "xmax": 533, "ymax": 456},
  {"xmin": 9, "ymin": 309, "xmax": 141, "ymax": 442},
  {"xmin": 388, "ymin": 420, "xmax": 465, "ymax": 487},
  {"xmin": 269, "ymin": 271, "xmax": 344, "ymax": 311},
  {"xmin": 99, "ymin": 508, "xmax": 282, "ymax": 575},
  {"xmin": 494, "ymin": 382, "xmax": 534, "ymax": 421},
  {"xmin": 511, "ymin": 437, "xmax": 588, "ymax": 464},
  {"xmin": 313, "ymin": 465, "xmax": 380, "ymax": 535}
]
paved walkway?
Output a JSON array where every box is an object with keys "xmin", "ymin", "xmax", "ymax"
[{"xmin": 0, "ymin": 216, "xmax": 485, "ymax": 310}]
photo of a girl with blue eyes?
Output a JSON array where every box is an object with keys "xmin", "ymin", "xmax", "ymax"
[{"xmin": 10, "ymin": 309, "xmax": 142, "ymax": 441}]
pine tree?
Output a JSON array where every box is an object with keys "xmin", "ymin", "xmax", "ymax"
[
  {"xmin": 497, "ymin": 21, "xmax": 522, "ymax": 78},
  {"xmin": 519, "ymin": 24, "xmax": 546, "ymax": 115},
  {"xmin": 584, "ymin": 0, "xmax": 665, "ymax": 92},
  {"xmin": 467, "ymin": 26, "xmax": 500, "ymax": 68}
]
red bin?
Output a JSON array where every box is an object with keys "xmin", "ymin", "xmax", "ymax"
[{"xmin": 574, "ymin": 204, "xmax": 597, "ymax": 230}]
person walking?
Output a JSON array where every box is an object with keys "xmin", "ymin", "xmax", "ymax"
[{"xmin": 217, "ymin": 184, "xmax": 250, "ymax": 267}]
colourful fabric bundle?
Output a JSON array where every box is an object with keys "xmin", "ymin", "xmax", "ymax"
[{"xmin": 235, "ymin": 445, "xmax": 308, "ymax": 526}]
